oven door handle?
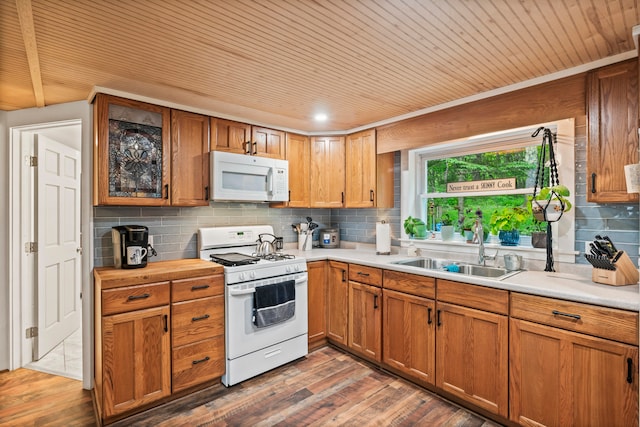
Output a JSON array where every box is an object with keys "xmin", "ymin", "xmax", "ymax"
[
  {"xmin": 229, "ymin": 288, "xmax": 256, "ymax": 296},
  {"xmin": 228, "ymin": 277, "xmax": 307, "ymax": 296}
]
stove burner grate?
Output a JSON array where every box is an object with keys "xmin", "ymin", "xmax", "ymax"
[{"xmin": 259, "ymin": 253, "xmax": 296, "ymax": 262}]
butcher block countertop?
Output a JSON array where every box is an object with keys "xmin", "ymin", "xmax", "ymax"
[{"xmin": 94, "ymin": 259, "xmax": 223, "ymax": 290}]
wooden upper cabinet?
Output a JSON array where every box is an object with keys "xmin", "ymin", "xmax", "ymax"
[
  {"xmin": 310, "ymin": 136, "xmax": 345, "ymax": 208},
  {"xmin": 587, "ymin": 58, "xmax": 639, "ymax": 203},
  {"xmin": 93, "ymin": 94, "xmax": 171, "ymax": 206},
  {"xmin": 210, "ymin": 118, "xmax": 252, "ymax": 155},
  {"xmin": 171, "ymin": 110, "xmax": 210, "ymax": 206},
  {"xmin": 252, "ymin": 126, "xmax": 285, "ymax": 159},
  {"xmin": 272, "ymin": 132, "xmax": 310, "ymax": 208},
  {"xmin": 345, "ymin": 129, "xmax": 377, "ymax": 208},
  {"xmin": 211, "ymin": 118, "xmax": 284, "ymax": 159}
]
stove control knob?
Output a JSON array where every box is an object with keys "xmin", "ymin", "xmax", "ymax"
[
  {"xmin": 239, "ymin": 273, "xmax": 245, "ymax": 281},
  {"xmin": 286, "ymin": 265, "xmax": 292, "ymax": 273},
  {"xmin": 294, "ymin": 264, "xmax": 300, "ymax": 272},
  {"xmin": 250, "ymin": 271, "xmax": 256, "ymax": 279}
]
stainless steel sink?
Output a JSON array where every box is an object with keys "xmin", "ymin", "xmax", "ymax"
[
  {"xmin": 392, "ymin": 258, "xmax": 459, "ymax": 270},
  {"xmin": 392, "ymin": 258, "xmax": 522, "ymax": 280},
  {"xmin": 457, "ymin": 264, "xmax": 510, "ymax": 278}
]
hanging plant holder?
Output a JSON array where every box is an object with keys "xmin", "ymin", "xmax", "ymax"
[{"xmin": 531, "ymin": 127, "xmax": 565, "ymax": 272}]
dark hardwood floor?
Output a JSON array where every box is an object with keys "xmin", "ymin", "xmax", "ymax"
[{"xmin": 1, "ymin": 346, "xmax": 501, "ymax": 426}]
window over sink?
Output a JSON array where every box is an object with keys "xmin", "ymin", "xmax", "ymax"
[{"xmin": 404, "ymin": 119, "xmax": 575, "ymax": 261}]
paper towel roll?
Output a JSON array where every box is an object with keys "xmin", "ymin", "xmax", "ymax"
[{"xmin": 376, "ymin": 221, "xmax": 391, "ymax": 255}]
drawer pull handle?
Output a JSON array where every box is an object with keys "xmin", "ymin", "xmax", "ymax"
[
  {"xmin": 192, "ymin": 314, "xmax": 210, "ymax": 322},
  {"xmin": 357, "ymin": 272, "xmax": 370, "ymax": 277},
  {"xmin": 369, "ymin": 189, "xmax": 374, "ymax": 202},
  {"xmin": 591, "ymin": 173, "xmax": 596, "ymax": 193},
  {"xmin": 552, "ymin": 310, "xmax": 581, "ymax": 320},
  {"xmin": 127, "ymin": 293, "xmax": 150, "ymax": 301},
  {"xmin": 437, "ymin": 309, "xmax": 442, "ymax": 327},
  {"xmin": 627, "ymin": 358, "xmax": 633, "ymax": 384},
  {"xmin": 191, "ymin": 284, "xmax": 210, "ymax": 291},
  {"xmin": 373, "ymin": 294, "xmax": 379, "ymax": 309},
  {"xmin": 163, "ymin": 314, "xmax": 168, "ymax": 332},
  {"xmin": 193, "ymin": 356, "xmax": 210, "ymax": 365},
  {"xmin": 342, "ymin": 270, "xmax": 347, "ymax": 282},
  {"xmin": 427, "ymin": 308, "xmax": 433, "ymax": 325}
]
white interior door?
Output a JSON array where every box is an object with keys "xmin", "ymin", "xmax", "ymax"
[{"xmin": 35, "ymin": 134, "xmax": 82, "ymax": 359}]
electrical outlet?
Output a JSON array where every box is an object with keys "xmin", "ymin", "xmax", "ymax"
[{"xmin": 149, "ymin": 235, "xmax": 154, "ymax": 247}]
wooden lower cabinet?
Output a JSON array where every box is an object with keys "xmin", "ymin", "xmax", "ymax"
[
  {"xmin": 326, "ymin": 261, "xmax": 349, "ymax": 345},
  {"xmin": 94, "ymin": 260, "xmax": 224, "ymax": 424},
  {"xmin": 435, "ymin": 281, "xmax": 509, "ymax": 418},
  {"xmin": 348, "ymin": 280, "xmax": 382, "ymax": 361},
  {"xmin": 171, "ymin": 275, "xmax": 225, "ymax": 393},
  {"xmin": 382, "ymin": 289, "xmax": 435, "ymax": 384},
  {"xmin": 102, "ymin": 305, "xmax": 171, "ymax": 418},
  {"xmin": 510, "ymin": 318, "xmax": 638, "ymax": 427},
  {"xmin": 307, "ymin": 261, "xmax": 327, "ymax": 348}
]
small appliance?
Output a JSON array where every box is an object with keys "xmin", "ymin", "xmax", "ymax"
[
  {"xmin": 112, "ymin": 225, "xmax": 149, "ymax": 269},
  {"xmin": 318, "ymin": 228, "xmax": 340, "ymax": 248},
  {"xmin": 210, "ymin": 151, "xmax": 289, "ymax": 202}
]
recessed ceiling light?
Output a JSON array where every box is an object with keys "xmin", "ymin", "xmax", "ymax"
[{"xmin": 314, "ymin": 113, "xmax": 328, "ymax": 122}]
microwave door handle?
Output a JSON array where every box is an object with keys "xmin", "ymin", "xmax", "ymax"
[{"xmin": 267, "ymin": 167, "xmax": 274, "ymax": 195}]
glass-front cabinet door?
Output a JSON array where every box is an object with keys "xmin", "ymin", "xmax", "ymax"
[{"xmin": 94, "ymin": 94, "xmax": 171, "ymax": 206}]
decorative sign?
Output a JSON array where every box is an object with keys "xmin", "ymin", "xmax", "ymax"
[{"xmin": 446, "ymin": 178, "xmax": 516, "ymax": 193}]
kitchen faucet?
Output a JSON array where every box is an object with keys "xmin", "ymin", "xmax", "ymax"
[{"xmin": 473, "ymin": 217, "xmax": 497, "ymax": 265}]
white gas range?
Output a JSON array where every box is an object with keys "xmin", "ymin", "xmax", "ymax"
[{"xmin": 197, "ymin": 225, "xmax": 308, "ymax": 387}]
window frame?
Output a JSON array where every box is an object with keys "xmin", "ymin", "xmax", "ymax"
[{"xmin": 403, "ymin": 119, "xmax": 576, "ymax": 264}]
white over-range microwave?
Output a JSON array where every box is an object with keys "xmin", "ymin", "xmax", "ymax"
[{"xmin": 210, "ymin": 151, "xmax": 289, "ymax": 202}]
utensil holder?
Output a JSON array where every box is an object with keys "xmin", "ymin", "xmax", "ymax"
[
  {"xmin": 298, "ymin": 234, "xmax": 312, "ymax": 251},
  {"xmin": 591, "ymin": 251, "xmax": 639, "ymax": 286}
]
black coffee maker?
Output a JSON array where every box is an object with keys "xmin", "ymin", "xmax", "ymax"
[{"xmin": 112, "ymin": 225, "xmax": 149, "ymax": 269}]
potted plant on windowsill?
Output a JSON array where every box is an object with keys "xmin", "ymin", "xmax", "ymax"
[
  {"xmin": 489, "ymin": 207, "xmax": 528, "ymax": 246},
  {"xmin": 529, "ymin": 185, "xmax": 572, "ymax": 222},
  {"xmin": 403, "ymin": 216, "xmax": 427, "ymax": 239},
  {"xmin": 439, "ymin": 210, "xmax": 457, "ymax": 241}
]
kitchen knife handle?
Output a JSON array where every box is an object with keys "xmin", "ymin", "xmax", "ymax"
[
  {"xmin": 552, "ymin": 310, "xmax": 581, "ymax": 320},
  {"xmin": 591, "ymin": 173, "xmax": 596, "ymax": 193},
  {"xmin": 627, "ymin": 358, "xmax": 633, "ymax": 384},
  {"xmin": 427, "ymin": 307, "xmax": 433, "ymax": 325}
]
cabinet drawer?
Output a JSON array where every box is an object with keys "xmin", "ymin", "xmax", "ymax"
[
  {"xmin": 383, "ymin": 270, "xmax": 435, "ymax": 299},
  {"xmin": 349, "ymin": 264, "xmax": 382, "ymax": 287},
  {"xmin": 511, "ymin": 293, "xmax": 639, "ymax": 345},
  {"xmin": 172, "ymin": 296, "xmax": 224, "ymax": 347},
  {"xmin": 102, "ymin": 282, "xmax": 170, "ymax": 316},
  {"xmin": 437, "ymin": 279, "xmax": 509, "ymax": 315},
  {"xmin": 172, "ymin": 335, "xmax": 224, "ymax": 393},
  {"xmin": 172, "ymin": 275, "xmax": 224, "ymax": 302}
]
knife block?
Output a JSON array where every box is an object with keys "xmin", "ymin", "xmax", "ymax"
[{"xmin": 591, "ymin": 252, "xmax": 639, "ymax": 286}]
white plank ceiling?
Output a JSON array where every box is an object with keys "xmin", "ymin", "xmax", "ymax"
[{"xmin": 2, "ymin": 0, "xmax": 639, "ymax": 132}]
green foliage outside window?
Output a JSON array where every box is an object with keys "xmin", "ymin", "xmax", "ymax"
[{"xmin": 425, "ymin": 147, "xmax": 543, "ymax": 236}]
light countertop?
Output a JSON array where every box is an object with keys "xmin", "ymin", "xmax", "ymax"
[{"xmin": 290, "ymin": 246, "xmax": 640, "ymax": 312}]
